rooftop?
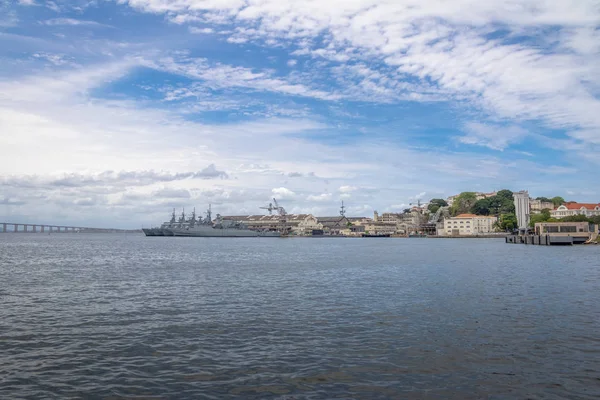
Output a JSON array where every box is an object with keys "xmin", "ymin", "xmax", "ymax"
[{"xmin": 558, "ymin": 202, "xmax": 600, "ymax": 210}]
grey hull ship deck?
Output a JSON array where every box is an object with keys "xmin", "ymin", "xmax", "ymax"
[
  {"xmin": 168, "ymin": 225, "xmax": 279, "ymax": 237},
  {"xmin": 143, "ymin": 206, "xmax": 280, "ymax": 238}
]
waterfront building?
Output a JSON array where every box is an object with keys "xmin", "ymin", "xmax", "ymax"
[
  {"xmin": 532, "ymin": 222, "xmax": 596, "ymax": 245},
  {"xmin": 360, "ymin": 221, "xmax": 398, "ymax": 236},
  {"xmin": 441, "ymin": 214, "xmax": 498, "ymax": 236},
  {"xmin": 513, "ymin": 191, "xmax": 530, "ymax": 231},
  {"xmin": 374, "ymin": 212, "xmax": 403, "ymax": 223},
  {"xmin": 530, "ymin": 198, "xmax": 554, "ymax": 213},
  {"xmin": 221, "ymin": 214, "xmax": 321, "ymax": 235},
  {"xmin": 294, "ymin": 215, "xmax": 324, "ymax": 235},
  {"xmin": 551, "ymin": 202, "xmax": 600, "ymax": 219},
  {"xmin": 534, "ymin": 222, "xmax": 592, "ymax": 235},
  {"xmin": 340, "ymin": 224, "xmax": 366, "ymax": 237},
  {"xmin": 316, "ymin": 216, "xmax": 352, "ymax": 235}
]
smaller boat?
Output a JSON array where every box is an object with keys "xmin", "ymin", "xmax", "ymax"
[{"xmin": 408, "ymin": 233, "xmax": 427, "ymax": 238}]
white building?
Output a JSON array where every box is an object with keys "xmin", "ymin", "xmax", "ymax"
[
  {"xmin": 441, "ymin": 214, "xmax": 498, "ymax": 236},
  {"xmin": 551, "ymin": 203, "xmax": 600, "ymax": 219},
  {"xmin": 513, "ymin": 190, "xmax": 530, "ymax": 230}
]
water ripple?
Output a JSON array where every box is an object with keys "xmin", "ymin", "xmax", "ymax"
[{"xmin": 1, "ymin": 235, "xmax": 599, "ymax": 399}]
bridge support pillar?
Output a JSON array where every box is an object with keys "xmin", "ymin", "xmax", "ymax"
[
  {"xmin": 41, "ymin": 226, "xmax": 45, "ymax": 233},
  {"xmin": 2, "ymin": 223, "xmax": 6, "ymax": 233},
  {"xmin": 24, "ymin": 224, "xmax": 28, "ymax": 233},
  {"xmin": 14, "ymin": 224, "xmax": 18, "ymax": 233},
  {"xmin": 32, "ymin": 225, "xmax": 37, "ymax": 233}
]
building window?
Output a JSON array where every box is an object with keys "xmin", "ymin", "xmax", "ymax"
[{"xmin": 559, "ymin": 226, "xmax": 577, "ymax": 233}]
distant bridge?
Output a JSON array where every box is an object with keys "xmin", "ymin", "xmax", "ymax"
[{"xmin": 1, "ymin": 222, "xmax": 140, "ymax": 233}]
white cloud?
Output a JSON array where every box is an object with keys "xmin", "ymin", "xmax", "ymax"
[
  {"xmin": 458, "ymin": 123, "xmax": 529, "ymax": 151},
  {"xmin": 287, "ymin": 59, "xmax": 297, "ymax": 67},
  {"xmin": 18, "ymin": 0, "xmax": 36, "ymax": 5},
  {"xmin": 189, "ymin": 27, "xmax": 214, "ymax": 34},
  {"xmin": 32, "ymin": 52, "xmax": 73, "ymax": 66},
  {"xmin": 272, "ymin": 187, "xmax": 296, "ymax": 199},
  {"xmin": 2, "ymin": 35, "xmax": 599, "ymax": 227},
  {"xmin": 151, "ymin": 55, "xmax": 341, "ymax": 101},
  {"xmin": 306, "ymin": 193, "xmax": 332, "ymax": 202},
  {"xmin": 42, "ymin": 18, "xmax": 113, "ymax": 28},
  {"xmin": 46, "ymin": 1, "xmax": 60, "ymax": 12},
  {"xmin": 339, "ymin": 185, "xmax": 357, "ymax": 193},
  {"xmin": 118, "ymin": 0, "xmax": 600, "ymax": 147}
]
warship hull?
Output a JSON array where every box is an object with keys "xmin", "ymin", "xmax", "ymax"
[
  {"xmin": 142, "ymin": 228, "xmax": 165, "ymax": 236},
  {"xmin": 169, "ymin": 226, "xmax": 280, "ymax": 237}
]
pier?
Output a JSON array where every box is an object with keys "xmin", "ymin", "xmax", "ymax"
[
  {"xmin": 506, "ymin": 222, "xmax": 599, "ymax": 246},
  {"xmin": 0, "ymin": 222, "xmax": 139, "ymax": 233}
]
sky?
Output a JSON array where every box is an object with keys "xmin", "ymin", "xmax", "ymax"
[{"xmin": 1, "ymin": 0, "xmax": 599, "ymax": 228}]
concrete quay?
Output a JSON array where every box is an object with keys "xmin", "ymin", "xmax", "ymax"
[{"xmin": 506, "ymin": 234, "xmax": 590, "ymax": 246}]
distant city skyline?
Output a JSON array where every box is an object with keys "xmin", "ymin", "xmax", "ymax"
[{"xmin": 1, "ymin": 0, "xmax": 599, "ymax": 228}]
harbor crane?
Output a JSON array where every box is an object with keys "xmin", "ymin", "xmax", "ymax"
[
  {"xmin": 409, "ymin": 199, "xmax": 423, "ymax": 208},
  {"xmin": 262, "ymin": 198, "xmax": 289, "ymax": 236},
  {"xmin": 260, "ymin": 202, "xmax": 275, "ymax": 215}
]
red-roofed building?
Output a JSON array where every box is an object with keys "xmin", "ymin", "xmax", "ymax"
[{"xmin": 551, "ymin": 202, "xmax": 600, "ymax": 219}]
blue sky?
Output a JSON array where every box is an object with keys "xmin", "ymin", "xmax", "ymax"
[{"xmin": 1, "ymin": 0, "xmax": 599, "ymax": 228}]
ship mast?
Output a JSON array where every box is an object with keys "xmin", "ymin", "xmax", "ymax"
[{"xmin": 206, "ymin": 204, "xmax": 212, "ymax": 224}]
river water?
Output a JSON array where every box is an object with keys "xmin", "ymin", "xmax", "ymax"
[{"xmin": 1, "ymin": 234, "xmax": 599, "ymax": 399}]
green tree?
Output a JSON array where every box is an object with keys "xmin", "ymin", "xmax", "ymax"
[
  {"xmin": 427, "ymin": 198, "xmax": 448, "ymax": 214},
  {"xmin": 536, "ymin": 197, "xmax": 552, "ymax": 203},
  {"xmin": 561, "ymin": 215, "xmax": 591, "ymax": 223},
  {"xmin": 529, "ymin": 209, "xmax": 552, "ymax": 227},
  {"xmin": 496, "ymin": 189, "xmax": 514, "ymax": 200},
  {"xmin": 551, "ymin": 196, "xmax": 565, "ymax": 207},
  {"xmin": 471, "ymin": 198, "xmax": 491, "ymax": 215},
  {"xmin": 450, "ymin": 192, "xmax": 477, "ymax": 216},
  {"xmin": 429, "ymin": 198, "xmax": 448, "ymax": 207},
  {"xmin": 481, "ymin": 194, "xmax": 515, "ymax": 215},
  {"xmin": 498, "ymin": 213, "xmax": 518, "ymax": 231}
]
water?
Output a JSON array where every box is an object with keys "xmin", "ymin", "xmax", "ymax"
[{"xmin": 1, "ymin": 234, "xmax": 599, "ymax": 399}]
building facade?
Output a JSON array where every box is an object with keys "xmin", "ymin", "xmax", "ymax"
[
  {"xmin": 441, "ymin": 214, "xmax": 498, "ymax": 236},
  {"xmin": 530, "ymin": 199, "xmax": 554, "ymax": 213},
  {"xmin": 222, "ymin": 214, "xmax": 320, "ymax": 235},
  {"xmin": 360, "ymin": 221, "xmax": 398, "ymax": 235},
  {"xmin": 513, "ymin": 190, "xmax": 530, "ymax": 230},
  {"xmin": 551, "ymin": 203, "xmax": 600, "ymax": 219}
]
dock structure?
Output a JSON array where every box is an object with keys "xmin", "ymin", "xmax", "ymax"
[
  {"xmin": 506, "ymin": 222, "xmax": 599, "ymax": 246},
  {"xmin": 1, "ymin": 222, "xmax": 139, "ymax": 233}
]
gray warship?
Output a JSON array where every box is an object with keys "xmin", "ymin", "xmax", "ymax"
[
  {"xmin": 143, "ymin": 205, "xmax": 280, "ymax": 237},
  {"xmin": 142, "ymin": 208, "xmax": 183, "ymax": 236}
]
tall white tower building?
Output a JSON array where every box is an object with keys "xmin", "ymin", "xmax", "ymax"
[{"xmin": 513, "ymin": 190, "xmax": 530, "ymax": 231}]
